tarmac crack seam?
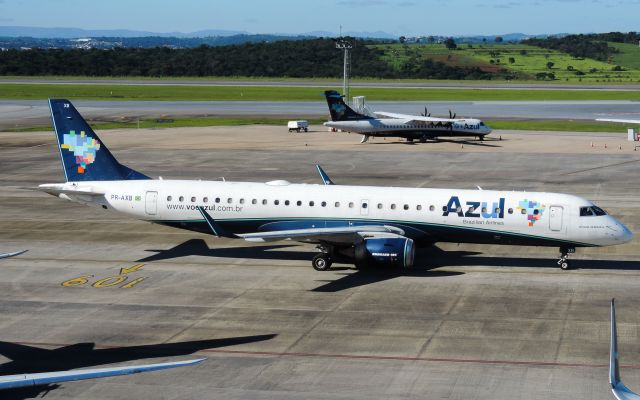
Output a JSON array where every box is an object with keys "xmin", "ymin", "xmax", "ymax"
[
  {"xmin": 280, "ymin": 285, "xmax": 359, "ymax": 354},
  {"xmin": 562, "ymin": 159, "xmax": 640, "ymax": 176},
  {"xmin": 415, "ymin": 293, "xmax": 463, "ymax": 360},
  {"xmin": 552, "ymin": 296, "xmax": 573, "ymax": 364}
]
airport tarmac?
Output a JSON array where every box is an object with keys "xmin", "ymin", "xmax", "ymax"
[
  {"xmin": 1, "ymin": 125, "xmax": 640, "ymax": 399},
  {"xmin": 2, "ymin": 99, "xmax": 640, "ymax": 129}
]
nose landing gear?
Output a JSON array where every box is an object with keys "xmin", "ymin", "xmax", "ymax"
[{"xmin": 558, "ymin": 247, "xmax": 575, "ymax": 270}]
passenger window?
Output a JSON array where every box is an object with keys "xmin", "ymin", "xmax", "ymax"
[
  {"xmin": 442, "ymin": 205, "xmax": 447, "ymax": 212},
  {"xmin": 285, "ymin": 200, "xmax": 290, "ymax": 206},
  {"xmin": 456, "ymin": 207, "xmax": 463, "ymax": 213},
  {"xmin": 252, "ymin": 199, "xmax": 257, "ymax": 204},
  {"xmin": 508, "ymin": 208, "xmax": 513, "ymax": 214},
  {"xmin": 521, "ymin": 208, "xmax": 526, "ymax": 215},
  {"xmin": 467, "ymin": 206, "xmax": 475, "ymax": 213},
  {"xmin": 227, "ymin": 198, "xmax": 232, "ymax": 204},
  {"xmin": 274, "ymin": 200, "xmax": 279, "ymax": 205},
  {"xmin": 482, "ymin": 207, "xmax": 488, "ymax": 213},
  {"xmin": 203, "ymin": 197, "xmax": 208, "ymax": 203},
  {"xmin": 297, "ymin": 200, "xmax": 302, "ymax": 206},
  {"xmin": 335, "ymin": 202, "xmax": 340, "ymax": 207},
  {"xmin": 215, "ymin": 197, "xmax": 220, "ymax": 203},
  {"xmin": 321, "ymin": 201, "xmax": 327, "ymax": 207},
  {"xmin": 403, "ymin": 204, "xmax": 409, "ymax": 210},
  {"xmin": 495, "ymin": 208, "xmax": 501, "ymax": 214},
  {"xmin": 349, "ymin": 202, "xmax": 354, "ymax": 208},
  {"xmin": 362, "ymin": 203, "xmax": 368, "ymax": 209},
  {"xmin": 391, "ymin": 204, "xmax": 396, "ymax": 210},
  {"xmin": 179, "ymin": 196, "xmax": 184, "ymax": 202},
  {"xmin": 429, "ymin": 205, "xmax": 435, "ymax": 211},
  {"xmin": 533, "ymin": 209, "xmax": 539, "ymax": 215},
  {"xmin": 240, "ymin": 198, "xmax": 245, "ymax": 204},
  {"xmin": 309, "ymin": 201, "xmax": 314, "ymax": 206},
  {"xmin": 191, "ymin": 196, "xmax": 196, "ymax": 202},
  {"xmin": 416, "ymin": 205, "xmax": 422, "ymax": 211},
  {"xmin": 262, "ymin": 199, "xmax": 267, "ymax": 205},
  {"xmin": 377, "ymin": 203, "xmax": 383, "ymax": 209},
  {"xmin": 167, "ymin": 196, "xmax": 172, "ymax": 201}
]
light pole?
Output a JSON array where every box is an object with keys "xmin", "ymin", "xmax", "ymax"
[{"xmin": 335, "ymin": 37, "xmax": 353, "ymax": 104}]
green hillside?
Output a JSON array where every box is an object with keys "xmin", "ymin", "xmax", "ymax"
[{"xmin": 370, "ymin": 43, "xmax": 640, "ymax": 83}]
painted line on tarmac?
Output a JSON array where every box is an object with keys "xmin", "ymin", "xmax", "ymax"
[{"xmin": 11, "ymin": 340, "xmax": 626, "ymax": 370}]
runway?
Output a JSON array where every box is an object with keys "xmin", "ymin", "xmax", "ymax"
[
  {"xmin": 1, "ymin": 99, "xmax": 640, "ymax": 129},
  {"xmin": 1, "ymin": 125, "xmax": 640, "ymax": 399}
]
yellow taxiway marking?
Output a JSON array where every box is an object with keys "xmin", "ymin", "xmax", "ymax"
[{"xmin": 61, "ymin": 263, "xmax": 148, "ymax": 289}]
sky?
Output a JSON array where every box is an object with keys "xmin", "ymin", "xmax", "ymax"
[{"xmin": 1, "ymin": 0, "xmax": 640, "ymax": 37}]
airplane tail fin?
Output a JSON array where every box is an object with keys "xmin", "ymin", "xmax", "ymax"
[
  {"xmin": 48, "ymin": 99, "xmax": 150, "ymax": 182},
  {"xmin": 323, "ymin": 90, "xmax": 372, "ymax": 121}
]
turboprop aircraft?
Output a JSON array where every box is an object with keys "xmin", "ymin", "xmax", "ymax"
[
  {"xmin": 37, "ymin": 99, "xmax": 632, "ymax": 271},
  {"xmin": 323, "ymin": 90, "xmax": 492, "ymax": 143}
]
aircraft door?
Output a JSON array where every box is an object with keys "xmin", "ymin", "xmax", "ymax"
[
  {"xmin": 549, "ymin": 205, "xmax": 563, "ymax": 231},
  {"xmin": 145, "ymin": 191, "xmax": 158, "ymax": 215},
  {"xmin": 360, "ymin": 199, "xmax": 369, "ymax": 216}
]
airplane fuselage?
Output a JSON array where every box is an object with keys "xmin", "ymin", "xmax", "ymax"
[
  {"xmin": 43, "ymin": 179, "xmax": 632, "ymax": 249},
  {"xmin": 324, "ymin": 118, "xmax": 492, "ymax": 139}
]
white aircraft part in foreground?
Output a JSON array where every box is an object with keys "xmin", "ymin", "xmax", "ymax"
[
  {"xmin": 0, "ymin": 358, "xmax": 205, "ymax": 390},
  {"xmin": 610, "ymin": 299, "xmax": 640, "ymax": 400},
  {"xmin": 597, "ymin": 118, "xmax": 640, "ymax": 124},
  {"xmin": 0, "ymin": 250, "xmax": 27, "ymax": 260}
]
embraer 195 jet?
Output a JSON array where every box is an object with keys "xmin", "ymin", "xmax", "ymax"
[
  {"xmin": 38, "ymin": 99, "xmax": 632, "ymax": 271},
  {"xmin": 323, "ymin": 90, "xmax": 492, "ymax": 143}
]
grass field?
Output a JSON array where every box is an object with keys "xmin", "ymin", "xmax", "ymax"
[
  {"xmin": 5, "ymin": 115, "xmax": 636, "ymax": 134},
  {"xmin": 2, "ymin": 83, "xmax": 640, "ymax": 101},
  {"xmin": 609, "ymin": 42, "xmax": 640, "ymax": 70},
  {"xmin": 371, "ymin": 44, "xmax": 640, "ymax": 83}
]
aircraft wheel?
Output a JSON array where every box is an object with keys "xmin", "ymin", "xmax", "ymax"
[
  {"xmin": 312, "ymin": 254, "xmax": 333, "ymax": 271},
  {"xmin": 559, "ymin": 259, "xmax": 571, "ymax": 270}
]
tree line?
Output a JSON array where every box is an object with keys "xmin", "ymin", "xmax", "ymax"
[
  {"xmin": 523, "ymin": 32, "xmax": 640, "ymax": 62},
  {"xmin": 0, "ymin": 38, "xmax": 492, "ymax": 79}
]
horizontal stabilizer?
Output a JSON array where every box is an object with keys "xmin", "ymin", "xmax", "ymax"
[{"xmin": 0, "ymin": 358, "xmax": 205, "ymax": 390}]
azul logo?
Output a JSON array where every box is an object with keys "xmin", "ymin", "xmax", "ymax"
[
  {"xmin": 442, "ymin": 196, "xmax": 505, "ymax": 219},
  {"xmin": 453, "ymin": 123, "xmax": 481, "ymax": 130},
  {"xmin": 61, "ymin": 130, "xmax": 101, "ymax": 174},
  {"xmin": 517, "ymin": 199, "xmax": 546, "ymax": 226}
]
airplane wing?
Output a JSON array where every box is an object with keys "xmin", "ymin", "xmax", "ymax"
[
  {"xmin": 597, "ymin": 118, "xmax": 640, "ymax": 124},
  {"xmin": 0, "ymin": 358, "xmax": 205, "ymax": 390},
  {"xmin": 375, "ymin": 111, "xmax": 455, "ymax": 123},
  {"xmin": 0, "ymin": 250, "xmax": 27, "ymax": 260},
  {"xmin": 610, "ymin": 299, "xmax": 640, "ymax": 400},
  {"xmin": 238, "ymin": 225, "xmax": 405, "ymax": 244}
]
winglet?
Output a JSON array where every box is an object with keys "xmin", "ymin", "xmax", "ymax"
[
  {"xmin": 609, "ymin": 299, "xmax": 640, "ymax": 399},
  {"xmin": 196, "ymin": 207, "xmax": 234, "ymax": 238},
  {"xmin": 611, "ymin": 298, "xmax": 620, "ymax": 388},
  {"xmin": 316, "ymin": 165, "xmax": 335, "ymax": 185}
]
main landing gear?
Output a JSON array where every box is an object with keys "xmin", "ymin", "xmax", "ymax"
[
  {"xmin": 558, "ymin": 247, "xmax": 575, "ymax": 270},
  {"xmin": 312, "ymin": 245, "xmax": 333, "ymax": 271}
]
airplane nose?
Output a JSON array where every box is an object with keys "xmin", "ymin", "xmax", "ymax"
[{"xmin": 619, "ymin": 223, "xmax": 634, "ymax": 244}]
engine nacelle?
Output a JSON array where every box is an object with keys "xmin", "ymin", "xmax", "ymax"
[{"xmin": 354, "ymin": 234, "xmax": 415, "ymax": 268}]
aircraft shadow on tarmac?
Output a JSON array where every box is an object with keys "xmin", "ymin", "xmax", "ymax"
[
  {"xmin": 368, "ymin": 138, "xmax": 502, "ymax": 147},
  {"xmin": 136, "ymin": 240, "xmax": 640, "ymax": 292},
  {"xmin": 137, "ymin": 239, "xmax": 315, "ymax": 262},
  {"xmin": 0, "ymin": 334, "xmax": 276, "ymax": 399}
]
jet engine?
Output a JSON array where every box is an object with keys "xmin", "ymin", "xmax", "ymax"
[{"xmin": 353, "ymin": 234, "xmax": 415, "ymax": 268}]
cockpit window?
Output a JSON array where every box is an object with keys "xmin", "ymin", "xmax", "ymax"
[
  {"xmin": 580, "ymin": 206, "xmax": 607, "ymax": 217},
  {"xmin": 480, "ymin": 122, "xmax": 485, "ymax": 126}
]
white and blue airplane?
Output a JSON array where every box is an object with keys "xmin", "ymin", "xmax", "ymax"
[
  {"xmin": 38, "ymin": 99, "xmax": 632, "ymax": 271},
  {"xmin": 323, "ymin": 90, "xmax": 492, "ymax": 143}
]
